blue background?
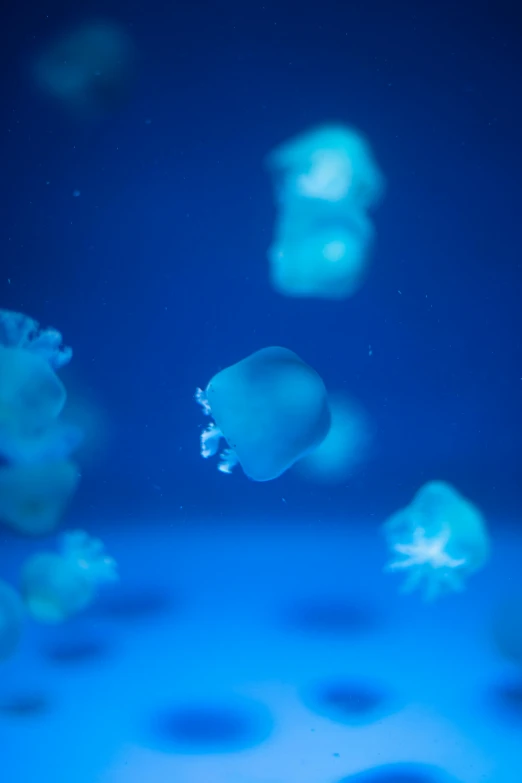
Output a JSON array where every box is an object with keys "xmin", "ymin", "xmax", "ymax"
[{"xmin": 0, "ymin": 0, "xmax": 520, "ymax": 520}]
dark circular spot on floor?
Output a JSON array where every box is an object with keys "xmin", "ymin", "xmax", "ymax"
[
  {"xmin": 149, "ymin": 697, "xmax": 273, "ymax": 754},
  {"xmin": 338, "ymin": 762, "xmax": 462, "ymax": 782},
  {"xmin": 284, "ymin": 598, "xmax": 380, "ymax": 637},
  {"xmin": 44, "ymin": 637, "xmax": 109, "ymax": 665},
  {"xmin": 305, "ymin": 678, "xmax": 394, "ymax": 725},
  {"xmin": 94, "ymin": 587, "xmax": 173, "ymax": 621},
  {"xmin": 0, "ymin": 692, "xmax": 50, "ymax": 717},
  {"xmin": 488, "ymin": 678, "xmax": 522, "ymax": 722}
]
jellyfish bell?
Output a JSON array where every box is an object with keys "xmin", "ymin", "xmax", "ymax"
[{"xmin": 196, "ymin": 347, "xmax": 331, "ymax": 481}]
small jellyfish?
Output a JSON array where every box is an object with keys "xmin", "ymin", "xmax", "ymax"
[
  {"xmin": 196, "ymin": 347, "xmax": 331, "ymax": 481},
  {"xmin": 267, "ymin": 124, "xmax": 385, "ymax": 208},
  {"xmin": 0, "ymin": 580, "xmax": 24, "ymax": 661},
  {"xmin": 21, "ymin": 530, "xmax": 117, "ymax": 623},
  {"xmin": 382, "ymin": 481, "xmax": 489, "ymax": 601},
  {"xmin": 0, "ymin": 461, "xmax": 80, "ymax": 535},
  {"xmin": 32, "ymin": 20, "xmax": 136, "ymax": 118}
]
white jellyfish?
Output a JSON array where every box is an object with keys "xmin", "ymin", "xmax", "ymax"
[
  {"xmin": 267, "ymin": 124, "xmax": 385, "ymax": 209},
  {"xmin": 266, "ymin": 123, "xmax": 385, "ymax": 300},
  {"xmin": 21, "ymin": 530, "xmax": 117, "ymax": 623},
  {"xmin": 0, "ymin": 309, "xmax": 72, "ymax": 369},
  {"xmin": 196, "ymin": 347, "xmax": 331, "ymax": 481},
  {"xmin": 0, "ymin": 461, "xmax": 80, "ymax": 536},
  {"xmin": 382, "ymin": 481, "xmax": 490, "ymax": 601},
  {"xmin": 295, "ymin": 393, "xmax": 372, "ymax": 483},
  {"xmin": 0, "ymin": 580, "xmax": 24, "ymax": 661}
]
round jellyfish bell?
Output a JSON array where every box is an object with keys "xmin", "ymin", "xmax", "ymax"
[{"xmin": 196, "ymin": 347, "xmax": 331, "ymax": 481}]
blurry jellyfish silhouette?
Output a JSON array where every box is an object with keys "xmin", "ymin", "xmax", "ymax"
[
  {"xmin": 266, "ymin": 123, "xmax": 385, "ymax": 299},
  {"xmin": 0, "ymin": 580, "xmax": 24, "ymax": 661},
  {"xmin": 32, "ymin": 19, "xmax": 136, "ymax": 117},
  {"xmin": 0, "ymin": 461, "xmax": 80, "ymax": 536},
  {"xmin": 0, "ymin": 309, "xmax": 82, "ymax": 534},
  {"xmin": 196, "ymin": 347, "xmax": 331, "ymax": 481},
  {"xmin": 21, "ymin": 530, "xmax": 118, "ymax": 623},
  {"xmin": 382, "ymin": 481, "xmax": 489, "ymax": 601},
  {"xmin": 295, "ymin": 393, "xmax": 372, "ymax": 483}
]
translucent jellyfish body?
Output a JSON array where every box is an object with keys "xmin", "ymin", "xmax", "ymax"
[
  {"xmin": 267, "ymin": 124, "xmax": 385, "ymax": 209},
  {"xmin": 0, "ymin": 580, "xmax": 24, "ymax": 661},
  {"xmin": 21, "ymin": 530, "xmax": 117, "ymax": 623},
  {"xmin": 266, "ymin": 124, "xmax": 384, "ymax": 300},
  {"xmin": 0, "ymin": 461, "xmax": 80, "ymax": 535},
  {"xmin": 295, "ymin": 393, "xmax": 372, "ymax": 484},
  {"xmin": 196, "ymin": 347, "xmax": 331, "ymax": 481},
  {"xmin": 382, "ymin": 481, "xmax": 489, "ymax": 600},
  {"xmin": 32, "ymin": 20, "xmax": 136, "ymax": 117},
  {"xmin": 0, "ymin": 309, "xmax": 72, "ymax": 370}
]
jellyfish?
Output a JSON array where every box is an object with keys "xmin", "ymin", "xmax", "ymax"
[
  {"xmin": 0, "ymin": 309, "xmax": 72, "ymax": 369},
  {"xmin": 266, "ymin": 124, "xmax": 385, "ymax": 300},
  {"xmin": 196, "ymin": 347, "xmax": 331, "ymax": 481},
  {"xmin": 0, "ymin": 461, "xmax": 80, "ymax": 535},
  {"xmin": 382, "ymin": 481, "xmax": 490, "ymax": 601},
  {"xmin": 0, "ymin": 580, "xmax": 24, "ymax": 661},
  {"xmin": 21, "ymin": 530, "xmax": 117, "ymax": 623},
  {"xmin": 295, "ymin": 393, "xmax": 372, "ymax": 483},
  {"xmin": 0, "ymin": 310, "xmax": 82, "ymax": 465},
  {"xmin": 267, "ymin": 124, "xmax": 385, "ymax": 209},
  {"xmin": 32, "ymin": 20, "xmax": 136, "ymax": 117}
]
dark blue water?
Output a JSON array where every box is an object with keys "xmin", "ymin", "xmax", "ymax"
[{"xmin": 0, "ymin": 1, "xmax": 521, "ymax": 781}]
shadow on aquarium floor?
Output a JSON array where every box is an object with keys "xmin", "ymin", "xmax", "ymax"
[{"xmin": 0, "ymin": 517, "xmax": 521, "ymax": 783}]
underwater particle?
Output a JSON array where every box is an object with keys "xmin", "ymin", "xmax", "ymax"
[
  {"xmin": 21, "ymin": 529, "xmax": 117, "ymax": 623},
  {"xmin": 295, "ymin": 392, "xmax": 372, "ymax": 483},
  {"xmin": 0, "ymin": 580, "xmax": 24, "ymax": 661},
  {"xmin": 266, "ymin": 123, "xmax": 384, "ymax": 300},
  {"xmin": 195, "ymin": 347, "xmax": 331, "ymax": 481},
  {"xmin": 0, "ymin": 460, "xmax": 80, "ymax": 535},
  {"xmin": 382, "ymin": 481, "xmax": 489, "ymax": 601},
  {"xmin": 72, "ymin": 190, "xmax": 81, "ymax": 197},
  {"xmin": 32, "ymin": 19, "xmax": 136, "ymax": 118}
]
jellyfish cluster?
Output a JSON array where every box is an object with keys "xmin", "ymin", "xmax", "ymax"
[
  {"xmin": 266, "ymin": 124, "xmax": 385, "ymax": 299},
  {"xmin": 0, "ymin": 309, "xmax": 117, "ymax": 660}
]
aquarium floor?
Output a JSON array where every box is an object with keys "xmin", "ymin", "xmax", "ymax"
[{"xmin": 1, "ymin": 517, "xmax": 521, "ymax": 783}]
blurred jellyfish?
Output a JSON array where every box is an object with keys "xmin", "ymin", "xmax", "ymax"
[
  {"xmin": 382, "ymin": 481, "xmax": 489, "ymax": 601},
  {"xmin": 196, "ymin": 347, "xmax": 331, "ymax": 481},
  {"xmin": 295, "ymin": 393, "xmax": 372, "ymax": 484},
  {"xmin": 0, "ymin": 461, "xmax": 80, "ymax": 535},
  {"xmin": 266, "ymin": 124, "xmax": 385, "ymax": 299},
  {"xmin": 21, "ymin": 530, "xmax": 117, "ymax": 623},
  {"xmin": 32, "ymin": 19, "xmax": 136, "ymax": 117},
  {"xmin": 0, "ymin": 580, "xmax": 24, "ymax": 661},
  {"xmin": 0, "ymin": 309, "xmax": 82, "ymax": 464},
  {"xmin": 0, "ymin": 309, "xmax": 72, "ymax": 369}
]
